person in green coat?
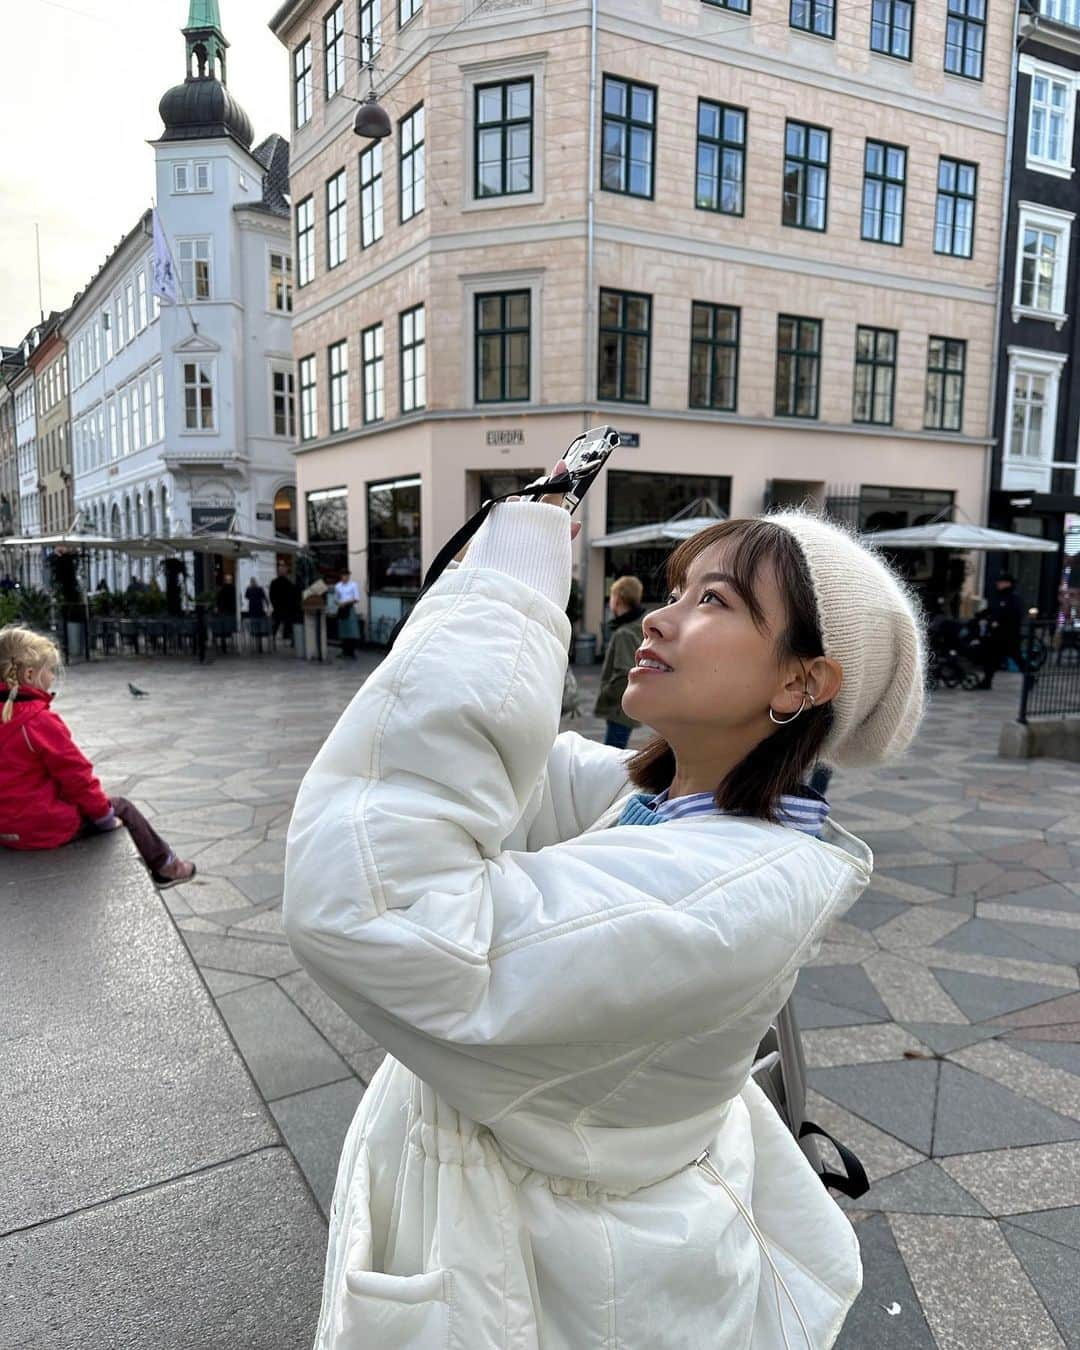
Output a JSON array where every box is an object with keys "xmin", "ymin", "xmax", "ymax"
[{"xmin": 594, "ymin": 575, "xmax": 646, "ymax": 748}]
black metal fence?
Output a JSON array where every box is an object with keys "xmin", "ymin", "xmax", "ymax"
[{"xmin": 1019, "ymin": 620, "xmax": 1080, "ymax": 723}]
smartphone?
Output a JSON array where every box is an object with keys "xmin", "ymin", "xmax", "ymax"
[{"xmin": 523, "ymin": 426, "xmax": 620, "ymax": 514}]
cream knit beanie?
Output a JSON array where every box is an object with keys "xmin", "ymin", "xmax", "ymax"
[{"xmin": 766, "ymin": 511, "xmax": 926, "ymax": 768}]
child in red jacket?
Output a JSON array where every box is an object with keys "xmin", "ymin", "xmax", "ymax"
[{"xmin": 0, "ymin": 625, "xmax": 195, "ymax": 888}]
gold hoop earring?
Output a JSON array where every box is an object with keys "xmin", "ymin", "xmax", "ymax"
[{"xmin": 768, "ymin": 692, "xmax": 815, "ymax": 726}]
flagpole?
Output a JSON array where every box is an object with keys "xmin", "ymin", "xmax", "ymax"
[{"xmin": 150, "ymin": 203, "xmax": 199, "ymax": 338}]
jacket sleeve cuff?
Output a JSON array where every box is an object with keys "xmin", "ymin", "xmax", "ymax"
[
  {"xmin": 91, "ymin": 808, "xmax": 117, "ymax": 829},
  {"xmin": 459, "ymin": 501, "xmax": 572, "ymax": 610}
]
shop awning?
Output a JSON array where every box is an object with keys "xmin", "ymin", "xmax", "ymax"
[
  {"xmin": 1, "ymin": 528, "xmax": 301, "ymax": 560},
  {"xmin": 0, "ymin": 532, "xmax": 164, "ymax": 556},
  {"xmin": 864, "ymin": 522, "xmax": 1058, "ymax": 553},
  {"xmin": 590, "ymin": 498, "xmax": 728, "ymax": 548}
]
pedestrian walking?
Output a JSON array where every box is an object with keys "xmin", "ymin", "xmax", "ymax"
[
  {"xmin": 333, "ymin": 568, "xmax": 360, "ymax": 660},
  {"xmin": 594, "ymin": 574, "xmax": 646, "ymax": 748},
  {"xmin": 269, "ymin": 561, "xmax": 299, "ymax": 646},
  {"xmin": 215, "ymin": 575, "xmax": 237, "ymax": 654},
  {"xmin": 0, "ymin": 625, "xmax": 195, "ymax": 887},
  {"xmin": 284, "ymin": 482, "xmax": 925, "ymax": 1348},
  {"xmin": 244, "ymin": 576, "xmax": 269, "ymax": 619},
  {"xmin": 975, "ymin": 573, "xmax": 1026, "ymax": 689}
]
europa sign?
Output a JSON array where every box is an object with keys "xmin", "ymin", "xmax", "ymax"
[{"xmin": 486, "ymin": 430, "xmax": 524, "ymax": 447}]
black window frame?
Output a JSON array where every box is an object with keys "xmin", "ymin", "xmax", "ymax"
[
  {"xmin": 790, "ymin": 0, "xmax": 836, "ymax": 38},
  {"xmin": 703, "ymin": 0, "xmax": 750, "ymax": 12},
  {"xmin": 853, "ymin": 325, "xmax": 898, "ymax": 426},
  {"xmin": 695, "ymin": 99, "xmax": 747, "ymax": 217},
  {"xmin": 296, "ymin": 194, "xmax": 315, "ymax": 288},
  {"xmin": 324, "ymin": 2, "xmax": 345, "ymax": 99},
  {"xmin": 774, "ymin": 314, "xmax": 822, "ymax": 419},
  {"xmin": 934, "ymin": 157, "xmax": 977, "ymax": 258},
  {"xmin": 399, "ymin": 103, "xmax": 425, "ymax": 223},
  {"xmin": 474, "ymin": 290, "xmax": 531, "ymax": 404},
  {"xmin": 861, "ymin": 139, "xmax": 907, "ymax": 246},
  {"xmin": 400, "ymin": 304, "xmax": 426, "ymax": 413},
  {"xmin": 326, "ymin": 168, "xmax": 348, "ymax": 270},
  {"xmin": 474, "ymin": 78, "xmax": 534, "ymax": 199},
  {"xmin": 398, "ymin": 0, "xmax": 421, "ymax": 28},
  {"xmin": 944, "ymin": 0, "xmax": 985, "ymax": 81},
  {"xmin": 359, "ymin": 143, "xmax": 384, "ymax": 249},
  {"xmin": 689, "ymin": 302, "xmax": 740, "ymax": 412},
  {"xmin": 359, "ymin": 0, "xmax": 381, "ymax": 62},
  {"xmin": 298, "ymin": 353, "xmax": 317, "ymax": 442},
  {"xmin": 328, "ymin": 338, "xmax": 349, "ymax": 434},
  {"xmin": 782, "ymin": 120, "xmax": 830, "ymax": 232},
  {"xmin": 925, "ymin": 336, "xmax": 966, "ymax": 431},
  {"xmin": 293, "ymin": 38, "xmax": 313, "ymax": 129},
  {"xmin": 361, "ymin": 322, "xmax": 385, "ymax": 425},
  {"xmin": 597, "ymin": 288, "xmax": 652, "ymax": 405},
  {"xmin": 272, "ymin": 367, "xmax": 296, "ymax": 438},
  {"xmin": 870, "ymin": 0, "xmax": 914, "ymax": 59},
  {"xmin": 600, "ymin": 75, "xmax": 657, "ymax": 200}
]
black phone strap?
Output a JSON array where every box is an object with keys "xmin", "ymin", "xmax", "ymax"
[{"xmin": 386, "ymin": 471, "xmax": 573, "ymax": 651}]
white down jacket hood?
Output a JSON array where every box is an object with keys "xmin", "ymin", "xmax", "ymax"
[{"xmin": 283, "ymin": 502, "xmax": 874, "ymax": 1350}]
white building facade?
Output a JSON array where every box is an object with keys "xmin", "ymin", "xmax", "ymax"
[
  {"xmin": 13, "ymin": 362, "xmax": 40, "ymax": 586},
  {"xmin": 66, "ymin": 0, "xmax": 295, "ymax": 603}
]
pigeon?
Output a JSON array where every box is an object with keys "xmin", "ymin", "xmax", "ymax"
[{"xmin": 128, "ymin": 683, "xmax": 149, "ymax": 698}]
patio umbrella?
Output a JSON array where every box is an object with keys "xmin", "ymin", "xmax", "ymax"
[
  {"xmin": 863, "ymin": 522, "xmax": 1058, "ymax": 553},
  {"xmin": 0, "ymin": 532, "xmax": 166, "ymax": 556},
  {"xmin": 161, "ymin": 531, "xmax": 302, "ymax": 558},
  {"xmin": 590, "ymin": 498, "xmax": 727, "ymax": 548}
]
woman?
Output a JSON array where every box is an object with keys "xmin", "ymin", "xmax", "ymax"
[
  {"xmin": 334, "ymin": 568, "xmax": 361, "ymax": 661},
  {"xmin": 284, "ymin": 466, "xmax": 924, "ymax": 1349}
]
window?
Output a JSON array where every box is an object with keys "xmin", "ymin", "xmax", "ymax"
[
  {"xmin": 862, "ymin": 140, "xmax": 906, "ymax": 244},
  {"xmin": 113, "ymin": 291, "xmax": 126, "ymax": 349},
  {"xmin": 1011, "ymin": 373, "xmax": 1048, "ymax": 459},
  {"xmin": 475, "ymin": 291, "xmax": 530, "ymax": 402},
  {"xmin": 136, "ymin": 269, "xmax": 148, "ymax": 330},
  {"xmin": 173, "ymin": 163, "xmax": 190, "ymax": 193},
  {"xmin": 1002, "ymin": 350, "xmax": 1067, "ymax": 489},
  {"xmin": 598, "ymin": 288, "xmax": 651, "ymax": 404},
  {"xmin": 399, "ymin": 0, "xmax": 421, "ymax": 25},
  {"xmin": 130, "ymin": 382, "xmax": 142, "ymax": 452},
  {"xmin": 299, "ymin": 354, "xmax": 318, "ymax": 441},
  {"xmin": 945, "ymin": 0, "xmax": 985, "ymax": 80},
  {"xmin": 400, "ymin": 105, "xmax": 425, "ymax": 222},
  {"xmin": 925, "ymin": 337, "xmax": 966, "ymax": 431},
  {"xmin": 329, "ymin": 339, "xmax": 349, "ymax": 433},
  {"xmin": 775, "ymin": 315, "xmax": 821, "ymax": 418},
  {"xmin": 696, "ymin": 101, "xmax": 746, "ymax": 215},
  {"xmin": 325, "ymin": 3, "xmax": 345, "ymax": 98},
  {"xmin": 150, "ymin": 264, "xmax": 160, "ymax": 320},
  {"xmin": 934, "ymin": 158, "xmax": 977, "ymax": 256},
  {"xmin": 790, "ymin": 0, "xmax": 835, "ymax": 37},
  {"xmin": 1023, "ymin": 61, "xmax": 1077, "ymax": 174},
  {"xmin": 108, "ymin": 400, "xmax": 118, "ymax": 459},
  {"xmin": 368, "ymin": 476, "xmax": 421, "ymax": 596},
  {"xmin": 360, "ymin": 0, "xmax": 382, "ymax": 59},
  {"xmin": 156, "ymin": 367, "xmax": 165, "ymax": 441},
  {"xmin": 195, "ymin": 161, "xmax": 211, "ymax": 191},
  {"xmin": 326, "ymin": 169, "xmax": 348, "ymax": 269},
  {"xmin": 307, "ymin": 486, "xmax": 348, "ymax": 578},
  {"xmin": 297, "ymin": 196, "xmax": 315, "ymax": 287},
  {"xmin": 273, "ymin": 367, "xmax": 297, "ymax": 438},
  {"xmin": 362, "ymin": 324, "xmax": 385, "ymax": 423},
  {"xmin": 853, "ymin": 326, "xmax": 897, "ymax": 424},
  {"xmin": 400, "ymin": 305, "xmax": 426, "ymax": 412},
  {"xmin": 270, "ymin": 252, "xmax": 293, "ymax": 311},
  {"xmin": 1040, "ymin": 0, "xmax": 1080, "ymax": 23},
  {"xmin": 871, "ymin": 0, "xmax": 913, "ymax": 58},
  {"xmin": 294, "ymin": 39, "xmax": 313, "ymax": 127},
  {"xmin": 703, "ymin": 0, "xmax": 749, "ymax": 12},
  {"xmin": 120, "ymin": 389, "xmax": 131, "ymax": 454},
  {"xmin": 183, "ymin": 361, "xmax": 215, "ymax": 431},
  {"xmin": 142, "ymin": 374, "xmax": 153, "ymax": 444},
  {"xmin": 689, "ymin": 302, "xmax": 739, "ymax": 411},
  {"xmin": 360, "ymin": 144, "xmax": 384, "ymax": 247},
  {"xmin": 601, "ymin": 77, "xmax": 656, "ymax": 198},
  {"xmin": 177, "ymin": 238, "xmax": 212, "ymax": 300},
  {"xmin": 783, "ymin": 121, "xmax": 829, "ymax": 230},
  {"xmin": 1014, "ymin": 204, "xmax": 1073, "ymax": 320},
  {"xmin": 475, "ymin": 79, "xmax": 533, "ymax": 198}
]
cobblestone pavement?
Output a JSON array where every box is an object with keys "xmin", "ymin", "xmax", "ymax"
[{"xmin": 59, "ymin": 647, "xmax": 1080, "ymax": 1349}]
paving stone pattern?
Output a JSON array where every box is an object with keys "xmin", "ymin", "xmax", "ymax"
[{"xmin": 57, "ymin": 650, "xmax": 1080, "ymax": 1348}]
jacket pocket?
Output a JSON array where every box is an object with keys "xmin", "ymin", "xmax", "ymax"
[{"xmin": 338, "ymin": 1267, "xmax": 452, "ymax": 1348}]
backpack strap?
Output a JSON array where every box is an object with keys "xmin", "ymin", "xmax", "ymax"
[{"xmin": 798, "ymin": 1121, "xmax": 870, "ymax": 1199}]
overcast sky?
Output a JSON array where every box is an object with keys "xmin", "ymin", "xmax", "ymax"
[{"xmin": 1, "ymin": 0, "xmax": 291, "ymax": 341}]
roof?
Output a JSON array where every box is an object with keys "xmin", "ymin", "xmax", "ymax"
[
  {"xmin": 236, "ymin": 133, "xmax": 291, "ymax": 218},
  {"xmin": 62, "ymin": 210, "xmax": 152, "ymax": 328},
  {"xmin": 268, "ymin": 0, "xmax": 313, "ymax": 37}
]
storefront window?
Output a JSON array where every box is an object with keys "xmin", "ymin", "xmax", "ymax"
[
  {"xmin": 306, "ymin": 486, "xmax": 348, "ymax": 582},
  {"xmin": 605, "ymin": 470, "xmax": 731, "ymax": 603},
  {"xmin": 367, "ymin": 476, "xmax": 421, "ymax": 596},
  {"xmin": 275, "ymin": 485, "xmax": 297, "ymax": 539}
]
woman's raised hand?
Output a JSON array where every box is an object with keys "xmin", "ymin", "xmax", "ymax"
[{"xmin": 507, "ymin": 460, "xmax": 581, "ymax": 541}]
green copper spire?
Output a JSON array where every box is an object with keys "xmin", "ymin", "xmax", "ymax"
[{"xmin": 183, "ymin": 0, "xmax": 229, "ymax": 84}]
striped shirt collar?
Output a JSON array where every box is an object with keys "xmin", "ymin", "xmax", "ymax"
[{"xmin": 618, "ymin": 785, "xmax": 830, "ymax": 838}]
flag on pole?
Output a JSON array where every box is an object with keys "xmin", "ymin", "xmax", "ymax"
[{"xmin": 151, "ymin": 208, "xmax": 178, "ymax": 304}]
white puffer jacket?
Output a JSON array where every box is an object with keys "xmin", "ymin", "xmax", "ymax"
[{"xmin": 284, "ymin": 503, "xmax": 874, "ymax": 1350}]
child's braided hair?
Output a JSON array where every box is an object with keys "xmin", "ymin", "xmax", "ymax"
[{"xmin": 0, "ymin": 626, "xmax": 60, "ymax": 724}]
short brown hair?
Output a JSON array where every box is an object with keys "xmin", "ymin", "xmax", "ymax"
[
  {"xmin": 626, "ymin": 520, "xmax": 833, "ymax": 823},
  {"xmin": 609, "ymin": 575, "xmax": 644, "ymax": 608}
]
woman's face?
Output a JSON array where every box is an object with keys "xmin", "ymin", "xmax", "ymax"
[{"xmin": 622, "ymin": 541, "xmax": 798, "ymax": 738}]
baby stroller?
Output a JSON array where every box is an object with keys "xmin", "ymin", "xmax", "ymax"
[{"xmin": 928, "ymin": 615, "xmax": 985, "ymax": 690}]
